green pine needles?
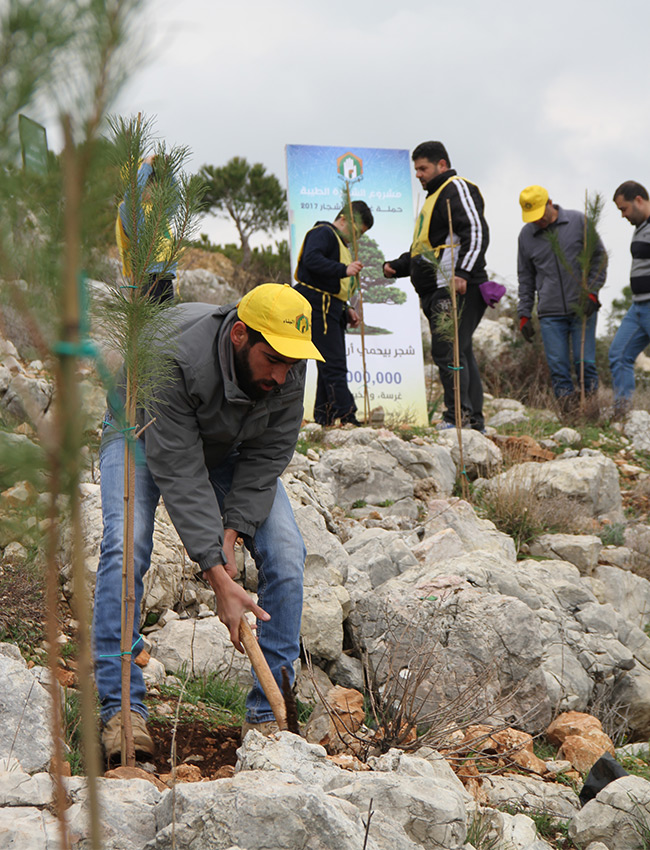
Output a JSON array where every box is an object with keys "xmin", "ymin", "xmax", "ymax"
[{"xmin": 99, "ymin": 114, "xmax": 205, "ymax": 416}]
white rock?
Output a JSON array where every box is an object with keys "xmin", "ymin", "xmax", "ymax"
[
  {"xmin": 487, "ymin": 408, "xmax": 529, "ymax": 427},
  {"xmin": 569, "ymin": 775, "xmax": 650, "ymax": 849},
  {"xmin": 0, "ymin": 656, "xmax": 53, "ymax": 774},
  {"xmin": 529, "ymin": 534, "xmax": 602, "ymax": 574},
  {"xmin": 302, "ymin": 585, "xmax": 348, "ymax": 661},
  {"xmin": 552, "ymin": 427, "xmax": 582, "ymax": 445},
  {"xmin": 435, "ymin": 429, "xmax": 503, "ymax": 479},
  {"xmin": 149, "ymin": 617, "xmax": 252, "ymax": 684},
  {"xmin": 481, "ymin": 454, "xmax": 623, "ymax": 520},
  {"xmin": 151, "ymin": 771, "xmax": 395, "ymax": 850},
  {"xmin": 624, "ymin": 409, "xmax": 650, "ymax": 452},
  {"xmin": 481, "ymin": 773, "xmax": 580, "ymax": 818}
]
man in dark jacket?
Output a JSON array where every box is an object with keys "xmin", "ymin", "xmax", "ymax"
[
  {"xmin": 383, "ymin": 141, "xmax": 490, "ymax": 431},
  {"xmin": 294, "ymin": 200, "xmax": 374, "ymax": 425},
  {"xmin": 93, "ymin": 284, "xmax": 324, "ymax": 759},
  {"xmin": 517, "ymin": 185, "xmax": 607, "ymax": 403}
]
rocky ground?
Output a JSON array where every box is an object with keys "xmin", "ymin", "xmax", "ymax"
[{"xmin": 2, "ymin": 259, "xmax": 650, "ymax": 848}]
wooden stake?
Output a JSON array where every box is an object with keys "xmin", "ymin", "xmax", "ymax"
[
  {"xmin": 239, "ymin": 619, "xmax": 287, "ymax": 730},
  {"xmin": 446, "ymin": 199, "xmax": 468, "ymax": 500},
  {"xmin": 344, "ymin": 180, "xmax": 371, "ymax": 424}
]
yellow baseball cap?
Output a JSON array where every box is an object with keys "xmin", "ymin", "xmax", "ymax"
[
  {"xmin": 237, "ymin": 283, "xmax": 325, "ymax": 361},
  {"xmin": 519, "ymin": 185, "xmax": 549, "ymax": 223}
]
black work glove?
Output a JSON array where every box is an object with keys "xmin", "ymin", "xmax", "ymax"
[
  {"xmin": 520, "ymin": 316, "xmax": 535, "ymax": 343},
  {"xmin": 584, "ymin": 292, "xmax": 601, "ymax": 318}
]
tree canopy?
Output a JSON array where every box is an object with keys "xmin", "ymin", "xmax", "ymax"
[{"xmin": 199, "ymin": 157, "xmax": 287, "ymax": 267}]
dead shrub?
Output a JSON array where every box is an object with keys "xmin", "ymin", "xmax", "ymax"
[
  {"xmin": 309, "ymin": 606, "xmax": 536, "ymax": 763},
  {"xmin": 477, "ymin": 477, "xmax": 589, "ymax": 556}
]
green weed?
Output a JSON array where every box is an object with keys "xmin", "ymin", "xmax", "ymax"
[{"xmin": 598, "ymin": 523, "xmax": 627, "ymax": 548}]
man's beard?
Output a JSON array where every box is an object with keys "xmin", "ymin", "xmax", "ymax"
[{"xmin": 233, "ymin": 343, "xmax": 277, "ymax": 401}]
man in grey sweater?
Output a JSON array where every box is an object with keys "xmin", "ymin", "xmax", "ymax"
[
  {"xmin": 517, "ymin": 185, "xmax": 607, "ymax": 404},
  {"xmin": 93, "ymin": 284, "xmax": 323, "ymax": 759}
]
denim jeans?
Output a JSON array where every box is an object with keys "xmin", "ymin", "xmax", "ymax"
[
  {"xmin": 609, "ymin": 302, "xmax": 650, "ymax": 402},
  {"xmin": 92, "ymin": 435, "xmax": 306, "ymax": 725},
  {"xmin": 538, "ymin": 313, "xmax": 598, "ymax": 398}
]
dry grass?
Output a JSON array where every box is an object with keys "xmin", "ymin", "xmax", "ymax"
[{"xmin": 478, "ymin": 477, "xmax": 589, "ymax": 556}]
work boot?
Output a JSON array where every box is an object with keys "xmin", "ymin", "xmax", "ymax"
[
  {"xmin": 241, "ymin": 719, "xmax": 280, "ymax": 740},
  {"xmin": 101, "ymin": 711, "xmax": 155, "ymax": 761}
]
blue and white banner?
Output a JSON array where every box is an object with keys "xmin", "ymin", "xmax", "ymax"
[{"xmin": 286, "ymin": 144, "xmax": 428, "ymax": 426}]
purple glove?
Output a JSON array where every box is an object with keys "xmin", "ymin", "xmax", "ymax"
[{"xmin": 479, "ymin": 280, "xmax": 507, "ymax": 308}]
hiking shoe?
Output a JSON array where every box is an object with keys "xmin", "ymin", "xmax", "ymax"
[
  {"xmin": 435, "ymin": 421, "xmax": 456, "ymax": 431},
  {"xmin": 241, "ymin": 720, "xmax": 280, "ymax": 739},
  {"xmin": 102, "ymin": 711, "xmax": 155, "ymax": 761}
]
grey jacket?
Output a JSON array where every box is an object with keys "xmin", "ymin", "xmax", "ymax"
[
  {"xmin": 517, "ymin": 206, "xmax": 607, "ymax": 318},
  {"xmin": 103, "ymin": 302, "xmax": 306, "ymax": 571}
]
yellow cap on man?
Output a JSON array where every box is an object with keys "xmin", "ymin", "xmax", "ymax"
[
  {"xmin": 519, "ymin": 185, "xmax": 549, "ymax": 223},
  {"xmin": 237, "ymin": 283, "xmax": 325, "ymax": 361}
]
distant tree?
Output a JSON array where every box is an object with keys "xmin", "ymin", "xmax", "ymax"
[
  {"xmin": 358, "ymin": 234, "xmax": 407, "ymax": 305},
  {"xmin": 199, "ymin": 157, "xmax": 287, "ymax": 268}
]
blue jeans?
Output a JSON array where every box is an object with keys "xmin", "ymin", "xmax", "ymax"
[
  {"xmin": 609, "ymin": 302, "xmax": 650, "ymax": 402},
  {"xmin": 539, "ymin": 313, "xmax": 598, "ymax": 398},
  {"xmin": 92, "ymin": 435, "xmax": 306, "ymax": 724}
]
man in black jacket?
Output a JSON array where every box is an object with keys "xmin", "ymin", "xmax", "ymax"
[
  {"xmin": 384, "ymin": 141, "xmax": 490, "ymax": 431},
  {"xmin": 294, "ymin": 201, "xmax": 374, "ymax": 425}
]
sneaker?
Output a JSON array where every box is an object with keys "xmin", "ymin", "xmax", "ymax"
[
  {"xmin": 435, "ymin": 421, "xmax": 456, "ymax": 431},
  {"xmin": 102, "ymin": 711, "xmax": 155, "ymax": 761},
  {"xmin": 241, "ymin": 719, "xmax": 280, "ymax": 739}
]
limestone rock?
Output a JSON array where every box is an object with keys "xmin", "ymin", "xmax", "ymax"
[
  {"xmin": 303, "ymin": 686, "xmax": 365, "ymax": 754},
  {"xmin": 481, "ymin": 773, "xmax": 580, "ymax": 818},
  {"xmin": 593, "ymin": 565, "xmax": 650, "ymax": 631},
  {"xmin": 65, "ymin": 775, "xmax": 162, "ymax": 850},
  {"xmin": 349, "ymin": 573, "xmax": 552, "ymax": 734},
  {"xmin": 435, "ymin": 429, "xmax": 503, "ymax": 479},
  {"xmin": 552, "ymin": 427, "xmax": 582, "ymax": 445},
  {"xmin": 149, "ymin": 771, "xmax": 397, "ymax": 850},
  {"xmin": 480, "ymin": 454, "xmax": 623, "ymax": 520},
  {"xmin": 301, "ymin": 585, "xmax": 349, "ymax": 661},
  {"xmin": 175, "ymin": 268, "xmax": 239, "ymax": 304},
  {"xmin": 473, "ymin": 317, "xmax": 511, "ymax": 359},
  {"xmin": 294, "ymin": 504, "xmax": 350, "ymax": 584},
  {"xmin": 624, "ymin": 409, "xmax": 650, "ymax": 453},
  {"xmin": 236, "ymin": 730, "xmax": 344, "ymax": 789},
  {"xmin": 529, "ymin": 533, "xmax": 602, "ymax": 574},
  {"xmin": 329, "ymin": 767, "xmax": 468, "ymax": 850},
  {"xmin": 311, "ymin": 445, "xmax": 414, "ymax": 507},
  {"xmin": 417, "ymin": 498, "xmax": 516, "ymax": 562},
  {"xmin": 0, "ymin": 654, "xmax": 53, "ymax": 774},
  {"xmin": 487, "ymin": 408, "xmax": 529, "ymax": 427},
  {"xmin": 149, "ymin": 617, "xmax": 252, "ymax": 684},
  {"xmin": 546, "ymin": 711, "xmax": 605, "ymax": 744},
  {"xmin": 558, "ymin": 734, "xmax": 615, "ymax": 773},
  {"xmin": 569, "ymin": 775, "xmax": 650, "ymax": 849}
]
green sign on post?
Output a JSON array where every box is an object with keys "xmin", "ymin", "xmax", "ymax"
[{"xmin": 19, "ymin": 114, "xmax": 48, "ymax": 175}]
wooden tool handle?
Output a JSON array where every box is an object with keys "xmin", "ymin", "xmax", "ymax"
[{"xmin": 239, "ymin": 618, "xmax": 287, "ymax": 730}]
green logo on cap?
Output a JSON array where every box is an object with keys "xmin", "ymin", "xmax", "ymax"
[{"xmin": 296, "ymin": 314, "xmax": 309, "ymax": 334}]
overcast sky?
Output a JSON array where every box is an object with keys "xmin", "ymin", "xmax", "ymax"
[{"xmin": 111, "ymin": 0, "xmax": 649, "ymax": 326}]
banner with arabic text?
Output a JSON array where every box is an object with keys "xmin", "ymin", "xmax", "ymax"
[{"xmin": 285, "ymin": 144, "xmax": 428, "ymax": 426}]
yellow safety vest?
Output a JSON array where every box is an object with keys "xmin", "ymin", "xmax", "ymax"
[
  {"xmin": 115, "ymin": 205, "xmax": 174, "ymax": 279},
  {"xmin": 411, "ymin": 176, "xmax": 461, "ymax": 260},
  {"xmin": 294, "ymin": 224, "xmax": 354, "ymax": 302}
]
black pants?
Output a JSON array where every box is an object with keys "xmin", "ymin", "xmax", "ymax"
[
  {"xmin": 295, "ymin": 285, "xmax": 357, "ymax": 425},
  {"xmin": 144, "ymin": 275, "xmax": 174, "ymax": 303},
  {"xmin": 421, "ymin": 284, "xmax": 486, "ymax": 430}
]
